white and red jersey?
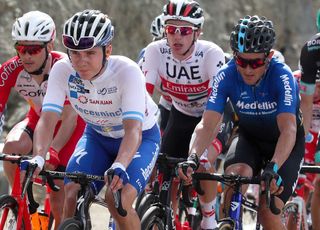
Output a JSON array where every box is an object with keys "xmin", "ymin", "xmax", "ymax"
[
  {"xmin": 142, "ymin": 39, "xmax": 225, "ymax": 117},
  {"xmin": 42, "ymin": 56, "xmax": 158, "ymax": 138},
  {"xmin": 0, "ymin": 51, "xmax": 67, "ymax": 117}
]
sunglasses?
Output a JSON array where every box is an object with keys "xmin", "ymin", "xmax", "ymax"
[
  {"xmin": 62, "ymin": 35, "xmax": 95, "ymax": 51},
  {"xmin": 165, "ymin": 25, "xmax": 197, "ymax": 36},
  {"xmin": 235, "ymin": 55, "xmax": 266, "ymax": 69},
  {"xmin": 14, "ymin": 43, "xmax": 46, "ymax": 55}
]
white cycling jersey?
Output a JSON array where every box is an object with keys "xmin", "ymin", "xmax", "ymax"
[
  {"xmin": 142, "ymin": 39, "xmax": 225, "ymax": 117},
  {"xmin": 42, "ymin": 56, "xmax": 158, "ymax": 138}
]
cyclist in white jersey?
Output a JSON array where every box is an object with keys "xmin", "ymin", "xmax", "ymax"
[
  {"xmin": 20, "ymin": 10, "xmax": 160, "ymax": 229},
  {"xmin": 142, "ymin": 0, "xmax": 225, "ymax": 229}
]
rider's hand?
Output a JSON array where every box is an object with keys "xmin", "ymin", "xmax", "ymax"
[
  {"xmin": 45, "ymin": 147, "xmax": 60, "ymax": 170},
  {"xmin": 105, "ymin": 162, "xmax": 129, "ymax": 192},
  {"xmin": 177, "ymin": 153, "xmax": 199, "ymax": 184},
  {"xmin": 20, "ymin": 155, "xmax": 45, "ymax": 184},
  {"xmin": 261, "ymin": 161, "xmax": 284, "ymax": 195}
]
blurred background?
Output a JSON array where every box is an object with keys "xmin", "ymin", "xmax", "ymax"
[{"xmin": 0, "ymin": 0, "xmax": 320, "ymax": 140}]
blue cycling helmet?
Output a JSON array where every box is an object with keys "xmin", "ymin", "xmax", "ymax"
[{"xmin": 230, "ymin": 15, "xmax": 275, "ymax": 53}]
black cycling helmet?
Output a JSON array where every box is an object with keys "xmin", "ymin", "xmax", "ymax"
[
  {"xmin": 162, "ymin": 0, "xmax": 204, "ymax": 28},
  {"xmin": 230, "ymin": 15, "xmax": 275, "ymax": 53}
]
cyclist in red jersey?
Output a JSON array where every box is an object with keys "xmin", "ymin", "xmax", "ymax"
[{"xmin": 0, "ymin": 11, "xmax": 85, "ymax": 229}]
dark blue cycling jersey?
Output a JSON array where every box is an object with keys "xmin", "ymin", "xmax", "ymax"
[{"xmin": 207, "ymin": 58, "xmax": 301, "ymax": 142}]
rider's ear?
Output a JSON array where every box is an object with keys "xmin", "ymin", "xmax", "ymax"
[{"xmin": 105, "ymin": 44, "xmax": 112, "ymax": 59}]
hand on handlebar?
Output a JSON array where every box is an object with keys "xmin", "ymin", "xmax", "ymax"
[
  {"xmin": 105, "ymin": 162, "xmax": 129, "ymax": 192},
  {"xmin": 20, "ymin": 155, "xmax": 45, "ymax": 185},
  {"xmin": 177, "ymin": 153, "xmax": 199, "ymax": 184},
  {"xmin": 261, "ymin": 162, "xmax": 284, "ymax": 195}
]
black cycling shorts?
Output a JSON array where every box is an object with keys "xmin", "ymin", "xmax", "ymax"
[{"xmin": 224, "ymin": 125, "xmax": 305, "ymax": 203}]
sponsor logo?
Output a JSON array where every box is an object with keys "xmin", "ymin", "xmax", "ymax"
[
  {"xmin": 97, "ymin": 86, "xmax": 117, "ymax": 95},
  {"xmin": 209, "ymin": 72, "xmax": 225, "ymax": 104},
  {"xmin": 236, "ymin": 100, "xmax": 277, "ymax": 110},
  {"xmin": 74, "ymin": 105, "xmax": 121, "ymax": 117},
  {"xmin": 166, "ymin": 63, "xmax": 201, "ymax": 80},
  {"xmin": 141, "ymin": 143, "xmax": 159, "ymax": 181},
  {"xmin": 231, "ymin": 201, "xmax": 240, "ymax": 211},
  {"xmin": 280, "ymin": 74, "xmax": 293, "ymax": 106},
  {"xmin": 195, "ymin": 50, "xmax": 203, "ymax": 58},
  {"xmin": 0, "ymin": 59, "xmax": 22, "ymax": 87},
  {"xmin": 78, "ymin": 95, "xmax": 112, "ymax": 105},
  {"xmin": 19, "ymin": 89, "xmax": 45, "ymax": 97},
  {"xmin": 160, "ymin": 47, "xmax": 171, "ymax": 55}
]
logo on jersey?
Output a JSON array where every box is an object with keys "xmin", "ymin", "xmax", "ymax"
[
  {"xmin": 166, "ymin": 62, "xmax": 201, "ymax": 80},
  {"xmin": 236, "ymin": 100, "xmax": 277, "ymax": 115},
  {"xmin": 280, "ymin": 74, "xmax": 293, "ymax": 106},
  {"xmin": 78, "ymin": 95, "xmax": 113, "ymax": 105},
  {"xmin": 69, "ymin": 74, "xmax": 90, "ymax": 98},
  {"xmin": 160, "ymin": 47, "xmax": 171, "ymax": 55},
  {"xmin": 0, "ymin": 59, "xmax": 23, "ymax": 87},
  {"xmin": 20, "ymin": 73, "xmax": 32, "ymax": 82},
  {"xmin": 209, "ymin": 72, "xmax": 225, "ymax": 104},
  {"xmin": 19, "ymin": 89, "xmax": 46, "ymax": 97},
  {"xmin": 74, "ymin": 104, "xmax": 122, "ymax": 118},
  {"xmin": 97, "ymin": 86, "xmax": 117, "ymax": 95}
]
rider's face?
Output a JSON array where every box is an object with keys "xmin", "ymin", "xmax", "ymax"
[
  {"xmin": 15, "ymin": 41, "xmax": 48, "ymax": 73},
  {"xmin": 235, "ymin": 52, "xmax": 270, "ymax": 85},
  {"xmin": 69, "ymin": 46, "xmax": 110, "ymax": 80},
  {"xmin": 165, "ymin": 20, "xmax": 200, "ymax": 60}
]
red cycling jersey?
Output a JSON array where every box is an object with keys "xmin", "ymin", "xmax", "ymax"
[{"xmin": 0, "ymin": 51, "xmax": 85, "ymax": 166}]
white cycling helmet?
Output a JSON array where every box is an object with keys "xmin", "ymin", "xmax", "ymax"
[
  {"xmin": 162, "ymin": 0, "xmax": 204, "ymax": 28},
  {"xmin": 150, "ymin": 14, "xmax": 164, "ymax": 40},
  {"xmin": 63, "ymin": 9, "xmax": 114, "ymax": 51},
  {"xmin": 12, "ymin": 11, "xmax": 56, "ymax": 42}
]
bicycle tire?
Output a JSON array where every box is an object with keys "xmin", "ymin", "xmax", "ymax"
[
  {"xmin": 58, "ymin": 217, "xmax": 83, "ymax": 230},
  {"xmin": 0, "ymin": 195, "xmax": 22, "ymax": 230},
  {"xmin": 135, "ymin": 190, "xmax": 145, "ymax": 211},
  {"xmin": 281, "ymin": 202, "xmax": 302, "ymax": 229},
  {"xmin": 217, "ymin": 219, "xmax": 234, "ymax": 230},
  {"xmin": 136, "ymin": 193, "xmax": 158, "ymax": 219},
  {"xmin": 141, "ymin": 206, "xmax": 165, "ymax": 230}
]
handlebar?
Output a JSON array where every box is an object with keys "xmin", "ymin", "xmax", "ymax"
[
  {"xmin": 106, "ymin": 169, "xmax": 127, "ymax": 217},
  {"xmin": 192, "ymin": 172, "xmax": 280, "ymax": 215}
]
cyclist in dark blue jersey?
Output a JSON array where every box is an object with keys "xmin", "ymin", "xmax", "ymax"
[{"xmin": 178, "ymin": 15, "xmax": 305, "ymax": 229}]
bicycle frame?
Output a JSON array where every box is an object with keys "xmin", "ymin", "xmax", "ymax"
[{"xmin": 0, "ymin": 154, "xmax": 54, "ymax": 230}]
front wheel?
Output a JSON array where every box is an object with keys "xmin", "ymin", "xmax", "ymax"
[
  {"xmin": 136, "ymin": 193, "xmax": 158, "ymax": 219},
  {"xmin": 141, "ymin": 206, "xmax": 165, "ymax": 230},
  {"xmin": 0, "ymin": 195, "xmax": 20, "ymax": 230},
  {"xmin": 58, "ymin": 217, "xmax": 83, "ymax": 230},
  {"xmin": 217, "ymin": 218, "xmax": 234, "ymax": 230}
]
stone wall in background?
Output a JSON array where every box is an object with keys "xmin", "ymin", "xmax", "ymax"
[{"xmin": 1, "ymin": 0, "xmax": 319, "ymax": 139}]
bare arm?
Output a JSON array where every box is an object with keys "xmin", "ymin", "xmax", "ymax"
[
  {"xmin": 33, "ymin": 111, "xmax": 60, "ymax": 158},
  {"xmin": 50, "ymin": 104, "xmax": 78, "ymax": 152},
  {"xmin": 114, "ymin": 119, "xmax": 142, "ymax": 168},
  {"xmin": 300, "ymin": 93, "xmax": 313, "ymax": 135},
  {"xmin": 271, "ymin": 113, "xmax": 297, "ymax": 168},
  {"xmin": 189, "ymin": 110, "xmax": 222, "ymax": 157}
]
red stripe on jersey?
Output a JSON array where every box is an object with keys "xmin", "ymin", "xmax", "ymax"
[{"xmin": 146, "ymin": 83, "xmax": 155, "ymax": 95}]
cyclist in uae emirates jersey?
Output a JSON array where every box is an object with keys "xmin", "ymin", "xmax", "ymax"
[
  {"xmin": 142, "ymin": 1, "xmax": 227, "ymax": 229},
  {"xmin": 299, "ymin": 8, "xmax": 320, "ymax": 229},
  {"xmin": 178, "ymin": 15, "xmax": 304, "ymax": 229},
  {"xmin": 20, "ymin": 10, "xmax": 160, "ymax": 230},
  {"xmin": 0, "ymin": 11, "xmax": 85, "ymax": 229}
]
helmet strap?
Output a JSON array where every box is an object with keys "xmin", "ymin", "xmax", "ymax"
[{"xmin": 89, "ymin": 46, "xmax": 107, "ymax": 81}]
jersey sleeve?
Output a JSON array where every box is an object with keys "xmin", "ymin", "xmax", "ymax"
[
  {"xmin": 299, "ymin": 40, "xmax": 319, "ymax": 95},
  {"xmin": 119, "ymin": 64, "xmax": 146, "ymax": 122},
  {"xmin": 42, "ymin": 60, "xmax": 69, "ymax": 115},
  {"xmin": 141, "ymin": 43, "xmax": 159, "ymax": 95},
  {"xmin": 205, "ymin": 46, "xmax": 226, "ymax": 81},
  {"xmin": 274, "ymin": 67, "xmax": 299, "ymax": 115},
  {"xmin": 206, "ymin": 68, "xmax": 229, "ymax": 114}
]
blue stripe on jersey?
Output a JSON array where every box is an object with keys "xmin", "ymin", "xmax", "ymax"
[
  {"xmin": 42, "ymin": 103, "xmax": 63, "ymax": 114},
  {"xmin": 123, "ymin": 111, "xmax": 144, "ymax": 121}
]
